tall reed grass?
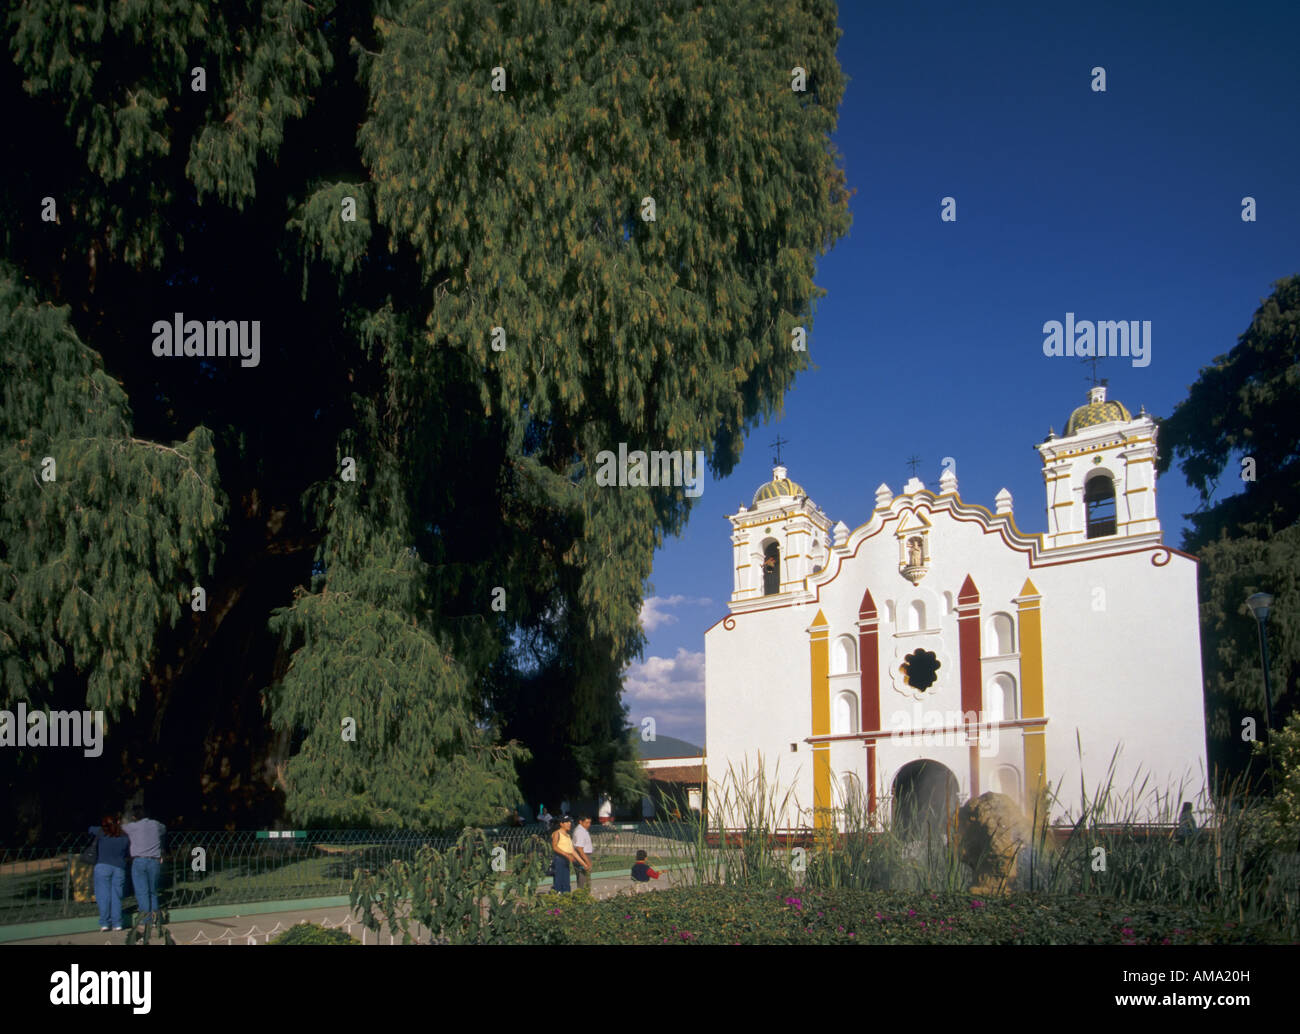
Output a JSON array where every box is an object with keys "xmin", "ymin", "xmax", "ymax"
[{"xmin": 651, "ymin": 749, "xmax": 1299, "ymax": 939}]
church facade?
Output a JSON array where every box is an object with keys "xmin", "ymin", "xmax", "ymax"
[{"xmin": 703, "ymin": 386, "xmax": 1208, "ymax": 831}]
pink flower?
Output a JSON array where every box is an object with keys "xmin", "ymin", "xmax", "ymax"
[
  {"xmin": 970, "ymin": 900, "xmax": 984, "ymax": 909},
  {"xmin": 848, "ymin": 932, "xmax": 855, "ymax": 938}
]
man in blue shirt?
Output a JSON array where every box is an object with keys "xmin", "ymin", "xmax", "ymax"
[{"xmin": 122, "ymin": 805, "xmax": 166, "ymax": 925}]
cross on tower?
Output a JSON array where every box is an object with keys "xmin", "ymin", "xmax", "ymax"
[
  {"xmin": 1081, "ymin": 354, "xmax": 1104, "ymax": 387},
  {"xmin": 905, "ymin": 455, "xmax": 922, "ymax": 477},
  {"xmin": 770, "ymin": 434, "xmax": 789, "ymax": 467}
]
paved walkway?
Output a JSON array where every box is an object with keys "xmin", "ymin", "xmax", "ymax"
[{"xmin": 5, "ymin": 867, "xmax": 690, "ymax": 945}]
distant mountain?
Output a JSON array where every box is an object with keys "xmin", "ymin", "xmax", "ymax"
[{"xmin": 633, "ymin": 733, "xmax": 704, "ymax": 761}]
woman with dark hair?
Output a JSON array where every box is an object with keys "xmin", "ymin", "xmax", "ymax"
[
  {"xmin": 87, "ymin": 815, "xmax": 130, "ymax": 931},
  {"xmin": 549, "ymin": 816, "xmax": 586, "ymax": 893}
]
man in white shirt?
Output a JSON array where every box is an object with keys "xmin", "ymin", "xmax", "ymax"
[
  {"xmin": 573, "ymin": 816, "xmax": 595, "ymax": 890},
  {"xmin": 122, "ymin": 805, "xmax": 166, "ymax": 926}
]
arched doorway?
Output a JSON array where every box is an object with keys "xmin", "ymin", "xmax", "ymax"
[{"xmin": 891, "ymin": 760, "xmax": 960, "ymax": 840}]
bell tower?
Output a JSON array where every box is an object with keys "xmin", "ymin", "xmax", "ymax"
[
  {"xmin": 1036, "ymin": 384, "xmax": 1161, "ymax": 550},
  {"xmin": 727, "ymin": 465, "xmax": 832, "ymax": 603}
]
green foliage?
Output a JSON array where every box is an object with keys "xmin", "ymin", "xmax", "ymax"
[
  {"xmin": 1195, "ymin": 527, "xmax": 1300, "ymax": 765},
  {"xmin": 1255, "ymin": 711, "xmax": 1300, "ymax": 852},
  {"xmin": 1159, "ymin": 274, "xmax": 1300, "ymax": 546},
  {"xmin": 269, "ymin": 922, "xmax": 358, "ymax": 945},
  {"xmin": 512, "ymin": 886, "xmax": 1286, "ymax": 945},
  {"xmin": 6, "ymin": 0, "xmax": 334, "ymax": 264},
  {"xmin": 1, "ymin": 0, "xmax": 850, "ymax": 829},
  {"xmin": 1157, "ymin": 274, "xmax": 1300, "ymax": 775},
  {"xmin": 0, "ymin": 268, "xmax": 224, "ymax": 716},
  {"xmin": 267, "ymin": 463, "xmax": 527, "ymax": 827},
  {"xmin": 349, "ymin": 827, "xmax": 547, "ymax": 944}
]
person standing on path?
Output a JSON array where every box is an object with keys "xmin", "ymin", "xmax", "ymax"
[
  {"xmin": 573, "ymin": 815, "xmax": 595, "ymax": 891},
  {"xmin": 87, "ymin": 815, "xmax": 130, "ymax": 931},
  {"xmin": 122, "ymin": 805, "xmax": 166, "ymax": 925},
  {"xmin": 550, "ymin": 816, "xmax": 588, "ymax": 893}
]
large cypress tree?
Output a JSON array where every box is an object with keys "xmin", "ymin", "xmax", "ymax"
[
  {"xmin": 0, "ymin": 0, "xmax": 850, "ymax": 834},
  {"xmin": 1157, "ymin": 274, "xmax": 1300, "ymax": 785}
]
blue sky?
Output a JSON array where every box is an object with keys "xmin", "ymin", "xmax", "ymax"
[{"xmin": 621, "ymin": 0, "xmax": 1300, "ymax": 749}]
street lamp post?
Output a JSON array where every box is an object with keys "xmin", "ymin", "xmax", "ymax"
[
  {"xmin": 1245, "ymin": 592, "xmax": 1277, "ymax": 787},
  {"xmin": 1245, "ymin": 592, "xmax": 1277, "ymax": 732}
]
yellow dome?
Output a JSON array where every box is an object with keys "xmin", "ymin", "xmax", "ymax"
[
  {"xmin": 753, "ymin": 466, "xmax": 805, "ymax": 506},
  {"xmin": 1065, "ymin": 387, "xmax": 1131, "ymax": 436}
]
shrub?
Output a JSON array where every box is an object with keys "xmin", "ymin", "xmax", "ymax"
[
  {"xmin": 349, "ymin": 827, "xmax": 547, "ymax": 944},
  {"xmin": 270, "ymin": 922, "xmax": 359, "ymax": 945},
  {"xmin": 511, "ymin": 885, "xmax": 1288, "ymax": 945},
  {"xmin": 1256, "ymin": 712, "xmax": 1300, "ymax": 853}
]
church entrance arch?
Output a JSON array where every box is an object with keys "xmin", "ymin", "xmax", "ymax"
[{"xmin": 891, "ymin": 760, "xmax": 960, "ymax": 840}]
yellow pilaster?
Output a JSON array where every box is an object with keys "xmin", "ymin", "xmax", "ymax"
[
  {"xmin": 1015, "ymin": 578, "xmax": 1048, "ymax": 823},
  {"xmin": 809, "ymin": 609, "xmax": 832, "ymax": 830}
]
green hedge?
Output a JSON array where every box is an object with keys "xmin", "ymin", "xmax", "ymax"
[
  {"xmin": 514, "ymin": 887, "xmax": 1291, "ymax": 945},
  {"xmin": 269, "ymin": 922, "xmax": 359, "ymax": 945}
]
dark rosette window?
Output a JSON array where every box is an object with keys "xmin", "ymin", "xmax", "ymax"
[{"xmin": 901, "ymin": 649, "xmax": 941, "ymax": 691}]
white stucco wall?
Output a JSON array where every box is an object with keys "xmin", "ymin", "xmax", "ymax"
[{"xmin": 704, "ymin": 490, "xmax": 1208, "ymax": 830}]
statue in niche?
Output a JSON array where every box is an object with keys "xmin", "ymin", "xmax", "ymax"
[{"xmin": 907, "ymin": 537, "xmax": 923, "ymax": 568}]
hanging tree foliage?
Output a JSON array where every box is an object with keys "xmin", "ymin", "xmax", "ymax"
[{"xmin": 1, "ymin": 0, "xmax": 850, "ymax": 830}]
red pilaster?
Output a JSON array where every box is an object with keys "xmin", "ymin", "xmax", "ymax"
[
  {"xmin": 858, "ymin": 587, "xmax": 880, "ymax": 819},
  {"xmin": 956, "ymin": 574, "xmax": 983, "ymax": 797},
  {"xmin": 956, "ymin": 574, "xmax": 982, "ymax": 716}
]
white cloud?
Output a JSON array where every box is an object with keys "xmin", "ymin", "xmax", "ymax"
[
  {"xmin": 639, "ymin": 594, "xmax": 713, "ymax": 633},
  {"xmin": 621, "ymin": 649, "xmax": 706, "ymax": 747},
  {"xmin": 623, "ymin": 648, "xmax": 705, "ymax": 703}
]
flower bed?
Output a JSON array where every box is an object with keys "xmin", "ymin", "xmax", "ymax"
[{"xmin": 513, "ymin": 886, "xmax": 1290, "ymax": 945}]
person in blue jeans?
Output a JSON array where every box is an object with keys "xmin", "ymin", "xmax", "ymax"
[
  {"xmin": 87, "ymin": 815, "xmax": 130, "ymax": 931},
  {"xmin": 122, "ymin": 805, "xmax": 166, "ymax": 925}
]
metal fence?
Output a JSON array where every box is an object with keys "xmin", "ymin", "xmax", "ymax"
[{"xmin": 0, "ymin": 823, "xmax": 688, "ymax": 926}]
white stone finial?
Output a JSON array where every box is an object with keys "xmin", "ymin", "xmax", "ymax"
[
  {"xmin": 833, "ymin": 520, "xmax": 849, "ymax": 548},
  {"xmin": 1089, "ymin": 384, "xmax": 1107, "ymax": 404},
  {"xmin": 939, "ymin": 466, "xmax": 958, "ymax": 495},
  {"xmin": 773, "ymin": 464, "xmax": 788, "ymax": 480},
  {"xmin": 874, "ymin": 483, "xmax": 892, "ymax": 509},
  {"xmin": 995, "ymin": 487, "xmax": 1013, "ymax": 515},
  {"xmin": 903, "ymin": 476, "xmax": 925, "ymax": 495}
]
